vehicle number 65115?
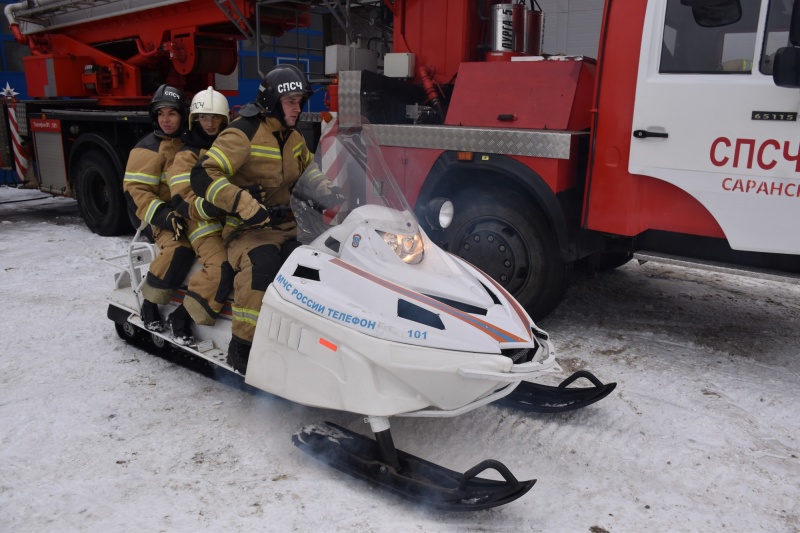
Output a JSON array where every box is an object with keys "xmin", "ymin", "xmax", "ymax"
[{"xmin": 751, "ymin": 111, "xmax": 797, "ymax": 121}]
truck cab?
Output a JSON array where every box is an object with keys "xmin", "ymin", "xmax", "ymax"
[{"xmin": 587, "ymin": 0, "xmax": 800, "ymax": 273}]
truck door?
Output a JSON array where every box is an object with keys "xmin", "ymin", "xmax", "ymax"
[{"xmin": 628, "ymin": 0, "xmax": 799, "ymax": 254}]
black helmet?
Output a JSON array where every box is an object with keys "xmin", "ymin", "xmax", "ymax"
[
  {"xmin": 256, "ymin": 64, "xmax": 312, "ymax": 115},
  {"xmin": 149, "ymin": 84, "xmax": 188, "ymax": 137}
]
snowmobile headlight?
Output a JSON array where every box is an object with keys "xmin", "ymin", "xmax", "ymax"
[{"xmin": 376, "ymin": 230, "xmax": 424, "ymax": 264}]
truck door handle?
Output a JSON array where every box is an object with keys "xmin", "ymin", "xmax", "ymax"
[{"xmin": 633, "ymin": 129, "xmax": 669, "ymax": 139}]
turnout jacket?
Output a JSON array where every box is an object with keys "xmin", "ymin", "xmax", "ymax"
[
  {"xmin": 168, "ymin": 129, "xmax": 226, "ymax": 244},
  {"xmin": 190, "ymin": 114, "xmax": 315, "ymax": 238},
  {"xmin": 123, "ymin": 133, "xmax": 183, "ymax": 226}
]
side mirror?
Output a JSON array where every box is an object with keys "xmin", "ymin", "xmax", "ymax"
[
  {"xmin": 681, "ymin": 0, "xmax": 742, "ymax": 27},
  {"xmin": 773, "ymin": 47, "xmax": 800, "ymax": 88},
  {"xmin": 791, "ymin": 0, "xmax": 800, "ymax": 46}
]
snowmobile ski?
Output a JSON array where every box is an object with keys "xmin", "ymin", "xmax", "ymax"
[
  {"xmin": 292, "ymin": 422, "xmax": 535, "ymax": 511},
  {"xmin": 497, "ymin": 370, "xmax": 617, "ymax": 413}
]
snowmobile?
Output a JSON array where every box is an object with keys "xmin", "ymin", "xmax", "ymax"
[{"xmin": 106, "ymin": 117, "xmax": 615, "ymax": 511}]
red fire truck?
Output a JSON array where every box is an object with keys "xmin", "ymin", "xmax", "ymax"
[
  {"xmin": 321, "ymin": 0, "xmax": 800, "ymax": 321},
  {"xmin": 0, "ymin": 0, "xmax": 314, "ymax": 234}
]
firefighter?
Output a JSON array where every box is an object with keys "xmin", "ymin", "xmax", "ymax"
[
  {"xmin": 190, "ymin": 64, "xmax": 341, "ymax": 373},
  {"xmin": 164, "ymin": 87, "xmax": 234, "ymax": 345},
  {"xmin": 124, "ymin": 84, "xmax": 193, "ymax": 332}
]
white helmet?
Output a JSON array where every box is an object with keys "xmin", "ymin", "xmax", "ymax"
[{"xmin": 188, "ymin": 86, "xmax": 230, "ymax": 130}]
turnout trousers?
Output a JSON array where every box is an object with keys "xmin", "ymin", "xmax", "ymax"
[
  {"xmin": 142, "ymin": 226, "xmax": 194, "ymax": 304},
  {"xmin": 226, "ymin": 226, "xmax": 300, "ymax": 344},
  {"xmin": 182, "ymin": 226, "xmax": 234, "ymax": 326}
]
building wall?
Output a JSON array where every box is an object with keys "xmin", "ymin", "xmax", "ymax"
[{"xmin": 537, "ymin": 0, "xmax": 604, "ymax": 57}]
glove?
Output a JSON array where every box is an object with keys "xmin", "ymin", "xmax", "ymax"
[
  {"xmin": 243, "ymin": 204, "xmax": 270, "ymax": 226},
  {"xmin": 317, "ymin": 185, "xmax": 345, "ymax": 210},
  {"xmin": 171, "ymin": 195, "xmax": 191, "ymax": 219},
  {"xmin": 166, "ymin": 211, "xmax": 187, "ymax": 240},
  {"xmin": 266, "ymin": 205, "xmax": 292, "ymax": 225},
  {"xmin": 152, "ymin": 208, "xmax": 188, "ymax": 240}
]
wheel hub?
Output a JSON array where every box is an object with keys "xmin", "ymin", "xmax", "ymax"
[
  {"xmin": 457, "ymin": 221, "xmax": 527, "ymax": 294},
  {"xmin": 122, "ymin": 322, "xmax": 136, "ymax": 338}
]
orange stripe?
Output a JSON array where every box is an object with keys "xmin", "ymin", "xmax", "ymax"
[{"xmin": 319, "ymin": 338, "xmax": 338, "ymax": 351}]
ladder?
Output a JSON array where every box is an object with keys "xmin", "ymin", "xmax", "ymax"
[{"xmin": 11, "ymin": 0, "xmax": 190, "ymax": 35}]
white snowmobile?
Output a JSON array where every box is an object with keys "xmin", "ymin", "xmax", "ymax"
[{"xmin": 106, "ymin": 118, "xmax": 615, "ymax": 511}]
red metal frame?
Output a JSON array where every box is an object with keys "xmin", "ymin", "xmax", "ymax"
[{"xmin": 16, "ymin": 0, "xmax": 310, "ymax": 105}]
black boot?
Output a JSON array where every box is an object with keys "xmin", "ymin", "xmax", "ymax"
[
  {"xmin": 166, "ymin": 304, "xmax": 195, "ymax": 346},
  {"xmin": 227, "ymin": 338, "xmax": 251, "ymax": 374},
  {"xmin": 140, "ymin": 300, "xmax": 164, "ymax": 332}
]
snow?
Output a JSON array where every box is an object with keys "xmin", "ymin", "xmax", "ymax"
[{"xmin": 1, "ymin": 186, "xmax": 799, "ymax": 532}]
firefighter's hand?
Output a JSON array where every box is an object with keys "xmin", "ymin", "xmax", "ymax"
[
  {"xmin": 152, "ymin": 208, "xmax": 187, "ymax": 239},
  {"xmin": 243, "ymin": 204, "xmax": 270, "ymax": 226},
  {"xmin": 165, "ymin": 211, "xmax": 188, "ymax": 240},
  {"xmin": 317, "ymin": 185, "xmax": 345, "ymax": 210},
  {"xmin": 266, "ymin": 205, "xmax": 292, "ymax": 225}
]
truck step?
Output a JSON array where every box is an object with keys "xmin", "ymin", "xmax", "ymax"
[{"xmin": 633, "ymin": 251, "xmax": 800, "ymax": 285}]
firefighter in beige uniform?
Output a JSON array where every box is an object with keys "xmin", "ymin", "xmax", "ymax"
[
  {"xmin": 123, "ymin": 84, "xmax": 193, "ymax": 332},
  {"xmin": 165, "ymin": 87, "xmax": 234, "ymax": 344},
  {"xmin": 191, "ymin": 65, "xmax": 339, "ymax": 373}
]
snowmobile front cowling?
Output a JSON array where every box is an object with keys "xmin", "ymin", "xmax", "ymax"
[
  {"xmin": 244, "ymin": 248, "xmax": 560, "ymax": 417},
  {"xmin": 243, "ymin": 121, "xmax": 560, "ymax": 416}
]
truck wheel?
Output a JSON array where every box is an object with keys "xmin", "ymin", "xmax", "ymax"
[
  {"xmin": 75, "ymin": 150, "xmax": 131, "ymax": 236},
  {"xmin": 444, "ymin": 193, "xmax": 571, "ymax": 322}
]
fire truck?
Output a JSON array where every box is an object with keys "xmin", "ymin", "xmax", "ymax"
[
  {"xmin": 319, "ymin": 0, "xmax": 800, "ymax": 321},
  {"xmin": 6, "ymin": 0, "xmax": 800, "ymax": 322},
  {"xmin": 0, "ymin": 0, "xmax": 318, "ymax": 233}
]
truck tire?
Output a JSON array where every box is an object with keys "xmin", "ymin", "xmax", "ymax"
[
  {"xmin": 75, "ymin": 150, "xmax": 131, "ymax": 236},
  {"xmin": 444, "ymin": 193, "xmax": 571, "ymax": 322}
]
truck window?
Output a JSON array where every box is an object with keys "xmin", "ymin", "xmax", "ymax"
[
  {"xmin": 660, "ymin": 0, "xmax": 761, "ymax": 74},
  {"xmin": 760, "ymin": 0, "xmax": 792, "ymax": 74}
]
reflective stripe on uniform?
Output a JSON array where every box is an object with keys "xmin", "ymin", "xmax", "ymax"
[
  {"xmin": 193, "ymin": 198, "xmax": 215, "ymax": 220},
  {"xmin": 144, "ymin": 198, "xmax": 167, "ymax": 224},
  {"xmin": 251, "ymin": 145, "xmax": 282, "ymax": 159},
  {"xmin": 305, "ymin": 166, "xmax": 325, "ymax": 183},
  {"xmin": 207, "ymin": 178, "xmax": 233, "ymax": 206},
  {"xmin": 225, "ymin": 215, "xmax": 243, "ymax": 229},
  {"xmin": 232, "ymin": 305, "xmax": 259, "ymax": 326},
  {"xmin": 188, "ymin": 220, "xmax": 222, "ymax": 244},
  {"xmin": 169, "ymin": 172, "xmax": 190, "ymax": 189},
  {"xmin": 124, "ymin": 172, "xmax": 160, "ymax": 186},
  {"xmin": 207, "ymin": 146, "xmax": 234, "ymax": 176}
]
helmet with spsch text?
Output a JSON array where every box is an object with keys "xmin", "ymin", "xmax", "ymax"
[
  {"xmin": 256, "ymin": 64, "xmax": 312, "ymax": 117},
  {"xmin": 189, "ymin": 86, "xmax": 230, "ymax": 130},
  {"xmin": 149, "ymin": 84, "xmax": 188, "ymax": 138}
]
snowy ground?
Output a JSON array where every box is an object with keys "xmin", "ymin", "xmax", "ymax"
[{"xmin": 1, "ymin": 186, "xmax": 799, "ymax": 532}]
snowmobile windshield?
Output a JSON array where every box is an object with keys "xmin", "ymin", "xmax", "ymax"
[{"xmin": 292, "ymin": 118, "xmax": 417, "ymax": 250}]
